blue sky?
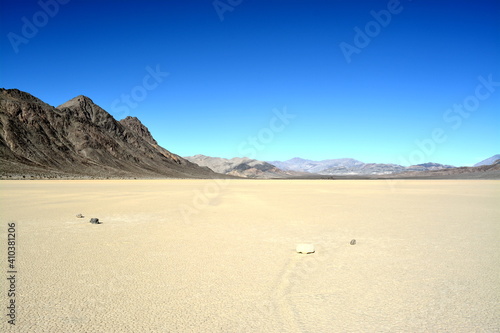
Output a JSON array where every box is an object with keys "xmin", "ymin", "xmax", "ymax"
[{"xmin": 1, "ymin": 0, "xmax": 499, "ymax": 166}]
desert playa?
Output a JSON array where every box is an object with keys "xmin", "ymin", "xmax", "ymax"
[{"xmin": 0, "ymin": 179, "xmax": 499, "ymax": 332}]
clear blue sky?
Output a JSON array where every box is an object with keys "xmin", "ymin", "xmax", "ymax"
[{"xmin": 1, "ymin": 0, "xmax": 499, "ymax": 166}]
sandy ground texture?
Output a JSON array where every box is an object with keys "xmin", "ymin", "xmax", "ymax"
[{"xmin": 0, "ymin": 179, "xmax": 499, "ymax": 332}]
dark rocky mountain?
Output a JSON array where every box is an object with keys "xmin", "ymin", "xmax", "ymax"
[
  {"xmin": 269, "ymin": 157, "xmax": 454, "ymax": 175},
  {"xmin": 185, "ymin": 154, "xmax": 304, "ymax": 178},
  {"xmin": 474, "ymin": 154, "xmax": 500, "ymax": 167},
  {"xmin": 120, "ymin": 116, "xmax": 157, "ymax": 146},
  {"xmin": 0, "ymin": 88, "xmax": 222, "ymax": 179}
]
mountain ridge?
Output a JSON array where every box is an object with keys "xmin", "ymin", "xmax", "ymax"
[
  {"xmin": 474, "ymin": 154, "xmax": 500, "ymax": 167},
  {"xmin": 184, "ymin": 154, "xmax": 303, "ymax": 178},
  {"xmin": 268, "ymin": 157, "xmax": 455, "ymax": 175},
  {"xmin": 0, "ymin": 88, "xmax": 222, "ymax": 179}
]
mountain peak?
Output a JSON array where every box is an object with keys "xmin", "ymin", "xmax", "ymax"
[
  {"xmin": 57, "ymin": 95, "xmax": 95, "ymax": 109},
  {"xmin": 56, "ymin": 94, "xmax": 115, "ymax": 126},
  {"xmin": 0, "ymin": 88, "xmax": 51, "ymax": 106},
  {"xmin": 287, "ymin": 157, "xmax": 310, "ymax": 163},
  {"xmin": 120, "ymin": 116, "xmax": 157, "ymax": 145},
  {"xmin": 474, "ymin": 154, "xmax": 500, "ymax": 167}
]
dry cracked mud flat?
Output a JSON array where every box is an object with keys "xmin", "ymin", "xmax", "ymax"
[{"xmin": 0, "ymin": 180, "xmax": 499, "ymax": 332}]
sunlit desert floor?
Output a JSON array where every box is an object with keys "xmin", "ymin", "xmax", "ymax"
[{"xmin": 0, "ymin": 179, "xmax": 499, "ymax": 332}]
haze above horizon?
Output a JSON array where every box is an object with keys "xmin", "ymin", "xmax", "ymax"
[{"xmin": 1, "ymin": 0, "xmax": 499, "ymax": 166}]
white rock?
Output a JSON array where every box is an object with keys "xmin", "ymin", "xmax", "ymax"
[{"xmin": 296, "ymin": 243, "xmax": 315, "ymax": 254}]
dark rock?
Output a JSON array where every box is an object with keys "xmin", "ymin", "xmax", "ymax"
[
  {"xmin": 89, "ymin": 218, "xmax": 100, "ymax": 224},
  {"xmin": 350, "ymin": 239, "xmax": 356, "ymax": 245}
]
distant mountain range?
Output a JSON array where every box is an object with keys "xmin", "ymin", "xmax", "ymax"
[
  {"xmin": 269, "ymin": 157, "xmax": 364, "ymax": 174},
  {"xmin": 474, "ymin": 154, "xmax": 500, "ymax": 167},
  {"xmin": 184, "ymin": 155, "xmax": 304, "ymax": 179},
  {"xmin": 185, "ymin": 155, "xmax": 500, "ymax": 179},
  {"xmin": 390, "ymin": 159, "xmax": 500, "ymax": 179},
  {"xmin": 268, "ymin": 157, "xmax": 455, "ymax": 176},
  {"xmin": 0, "ymin": 89, "xmax": 221, "ymax": 179},
  {"xmin": 1, "ymin": 88, "xmax": 498, "ymax": 180}
]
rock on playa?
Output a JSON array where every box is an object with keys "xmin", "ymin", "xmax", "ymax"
[{"xmin": 296, "ymin": 243, "xmax": 315, "ymax": 254}]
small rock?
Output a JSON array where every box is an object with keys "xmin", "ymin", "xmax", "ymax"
[
  {"xmin": 296, "ymin": 244, "xmax": 315, "ymax": 254},
  {"xmin": 89, "ymin": 218, "xmax": 100, "ymax": 224},
  {"xmin": 350, "ymin": 239, "xmax": 356, "ymax": 245},
  {"xmin": 76, "ymin": 214, "xmax": 84, "ymax": 218}
]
